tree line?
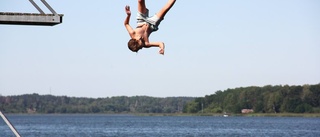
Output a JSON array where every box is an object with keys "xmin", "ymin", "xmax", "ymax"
[
  {"xmin": 183, "ymin": 84, "xmax": 320, "ymax": 114},
  {"xmin": 0, "ymin": 94, "xmax": 194, "ymax": 114},
  {"xmin": 1, "ymin": 84, "xmax": 319, "ymax": 114}
]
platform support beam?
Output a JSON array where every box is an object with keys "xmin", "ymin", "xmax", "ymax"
[
  {"xmin": 40, "ymin": 0, "xmax": 58, "ymax": 15},
  {"xmin": 29, "ymin": 0, "xmax": 45, "ymax": 14},
  {"xmin": 0, "ymin": 111, "xmax": 21, "ymax": 137}
]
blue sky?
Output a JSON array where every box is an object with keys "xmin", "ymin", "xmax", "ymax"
[{"xmin": 1, "ymin": 0, "xmax": 319, "ymax": 98}]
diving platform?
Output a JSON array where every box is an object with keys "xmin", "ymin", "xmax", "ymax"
[
  {"xmin": 0, "ymin": 12, "xmax": 63, "ymax": 26},
  {"xmin": 0, "ymin": 0, "xmax": 63, "ymax": 26}
]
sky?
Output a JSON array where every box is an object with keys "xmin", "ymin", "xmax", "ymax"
[{"xmin": 0, "ymin": 0, "xmax": 319, "ymax": 98}]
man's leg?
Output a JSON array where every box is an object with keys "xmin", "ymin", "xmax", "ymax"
[
  {"xmin": 156, "ymin": 0, "xmax": 176, "ymax": 19},
  {"xmin": 138, "ymin": 0, "xmax": 147, "ymax": 14}
]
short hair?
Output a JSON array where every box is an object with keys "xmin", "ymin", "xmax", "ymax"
[{"xmin": 128, "ymin": 38, "xmax": 143, "ymax": 52}]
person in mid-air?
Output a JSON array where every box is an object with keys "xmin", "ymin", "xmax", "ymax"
[{"xmin": 124, "ymin": 0, "xmax": 176, "ymax": 55}]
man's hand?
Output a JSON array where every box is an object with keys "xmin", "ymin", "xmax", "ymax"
[
  {"xmin": 125, "ymin": 5, "xmax": 131, "ymax": 16},
  {"xmin": 159, "ymin": 43, "xmax": 165, "ymax": 55}
]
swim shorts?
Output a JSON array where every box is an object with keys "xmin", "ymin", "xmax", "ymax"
[{"xmin": 136, "ymin": 9, "xmax": 161, "ymax": 32}]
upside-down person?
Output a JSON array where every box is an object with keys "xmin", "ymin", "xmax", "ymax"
[{"xmin": 124, "ymin": 0, "xmax": 176, "ymax": 55}]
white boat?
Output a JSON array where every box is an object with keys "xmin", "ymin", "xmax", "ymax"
[{"xmin": 223, "ymin": 112, "xmax": 229, "ymax": 117}]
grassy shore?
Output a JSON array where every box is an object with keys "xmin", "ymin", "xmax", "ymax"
[
  {"xmin": 134, "ymin": 113, "xmax": 320, "ymax": 117},
  {"xmin": 236, "ymin": 113, "xmax": 320, "ymax": 117}
]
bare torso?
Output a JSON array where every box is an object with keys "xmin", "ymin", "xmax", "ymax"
[{"xmin": 134, "ymin": 23, "xmax": 152, "ymax": 43}]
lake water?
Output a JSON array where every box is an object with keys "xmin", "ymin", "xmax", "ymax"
[{"xmin": 1, "ymin": 114, "xmax": 320, "ymax": 137}]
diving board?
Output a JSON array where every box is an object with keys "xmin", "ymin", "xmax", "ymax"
[{"xmin": 0, "ymin": 0, "xmax": 63, "ymax": 26}]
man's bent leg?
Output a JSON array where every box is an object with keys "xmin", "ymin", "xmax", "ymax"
[{"xmin": 138, "ymin": 0, "xmax": 147, "ymax": 14}]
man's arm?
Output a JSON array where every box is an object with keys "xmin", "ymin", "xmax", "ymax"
[
  {"xmin": 145, "ymin": 41, "xmax": 165, "ymax": 55},
  {"xmin": 124, "ymin": 5, "xmax": 134, "ymax": 38}
]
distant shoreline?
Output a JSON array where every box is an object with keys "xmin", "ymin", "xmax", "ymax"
[
  {"xmin": 135, "ymin": 113, "xmax": 320, "ymax": 117},
  {"xmin": 234, "ymin": 113, "xmax": 320, "ymax": 117},
  {"xmin": 5, "ymin": 113, "xmax": 320, "ymax": 117}
]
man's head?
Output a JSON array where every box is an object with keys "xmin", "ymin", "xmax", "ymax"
[{"xmin": 128, "ymin": 37, "xmax": 144, "ymax": 52}]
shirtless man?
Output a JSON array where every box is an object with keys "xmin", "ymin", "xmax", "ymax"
[{"xmin": 124, "ymin": 0, "xmax": 176, "ymax": 55}]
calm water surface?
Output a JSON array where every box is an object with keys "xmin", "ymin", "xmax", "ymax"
[{"xmin": 1, "ymin": 114, "xmax": 320, "ymax": 137}]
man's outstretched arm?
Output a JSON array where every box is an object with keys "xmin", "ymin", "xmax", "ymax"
[
  {"xmin": 145, "ymin": 41, "xmax": 165, "ymax": 55},
  {"xmin": 124, "ymin": 5, "xmax": 134, "ymax": 38}
]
